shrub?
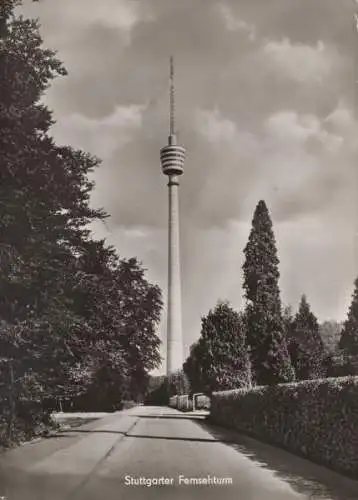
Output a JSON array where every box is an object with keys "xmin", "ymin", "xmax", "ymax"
[{"xmin": 210, "ymin": 376, "xmax": 358, "ymax": 478}]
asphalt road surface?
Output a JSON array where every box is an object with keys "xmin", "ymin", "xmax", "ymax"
[{"xmin": 0, "ymin": 406, "xmax": 357, "ymax": 500}]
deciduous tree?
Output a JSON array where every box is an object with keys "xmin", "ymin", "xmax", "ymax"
[{"xmin": 186, "ymin": 302, "xmax": 251, "ymax": 394}]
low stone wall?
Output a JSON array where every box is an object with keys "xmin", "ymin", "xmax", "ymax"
[{"xmin": 210, "ymin": 376, "xmax": 358, "ymax": 479}]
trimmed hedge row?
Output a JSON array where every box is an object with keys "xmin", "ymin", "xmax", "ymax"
[{"xmin": 210, "ymin": 376, "xmax": 358, "ymax": 478}]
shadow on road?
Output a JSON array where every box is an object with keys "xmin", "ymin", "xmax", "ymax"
[
  {"xmin": 195, "ymin": 419, "xmax": 358, "ymax": 500},
  {"xmin": 129, "ymin": 414, "xmax": 207, "ymax": 420},
  {"xmin": 60, "ymin": 429, "xmax": 127, "ymax": 436},
  {"xmin": 54, "ymin": 417, "xmax": 100, "ymax": 427},
  {"xmin": 44, "ymin": 434, "xmax": 73, "ymax": 439},
  {"xmin": 59, "ymin": 428, "xmax": 218, "ymax": 443}
]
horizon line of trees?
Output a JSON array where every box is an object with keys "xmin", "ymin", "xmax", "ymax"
[{"xmin": 0, "ymin": 1, "xmax": 163, "ymax": 443}]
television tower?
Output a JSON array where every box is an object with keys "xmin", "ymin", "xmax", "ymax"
[{"xmin": 160, "ymin": 57, "xmax": 186, "ymax": 375}]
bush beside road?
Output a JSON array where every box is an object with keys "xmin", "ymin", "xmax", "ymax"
[{"xmin": 209, "ymin": 376, "xmax": 358, "ymax": 479}]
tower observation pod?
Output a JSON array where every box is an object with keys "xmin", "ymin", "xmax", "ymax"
[{"xmin": 160, "ymin": 57, "xmax": 187, "ymax": 375}]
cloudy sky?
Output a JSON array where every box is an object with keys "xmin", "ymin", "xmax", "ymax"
[{"xmin": 21, "ymin": 0, "xmax": 358, "ymax": 368}]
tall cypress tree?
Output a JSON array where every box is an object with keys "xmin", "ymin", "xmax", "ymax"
[
  {"xmin": 339, "ymin": 278, "xmax": 358, "ymax": 355},
  {"xmin": 242, "ymin": 200, "xmax": 294, "ymax": 385},
  {"xmin": 289, "ymin": 295, "xmax": 325, "ymax": 380}
]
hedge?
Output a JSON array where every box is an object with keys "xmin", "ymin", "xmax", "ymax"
[{"xmin": 210, "ymin": 376, "xmax": 358, "ymax": 478}]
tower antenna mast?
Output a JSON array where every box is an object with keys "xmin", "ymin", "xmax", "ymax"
[{"xmin": 170, "ymin": 55, "xmax": 175, "ymax": 137}]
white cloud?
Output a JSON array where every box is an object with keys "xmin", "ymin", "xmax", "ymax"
[
  {"xmin": 218, "ymin": 4, "xmax": 257, "ymax": 41},
  {"xmin": 195, "ymin": 107, "xmax": 258, "ymax": 154},
  {"xmin": 123, "ymin": 228, "xmax": 148, "ymax": 239},
  {"xmin": 264, "ymin": 110, "xmax": 344, "ymax": 153},
  {"xmin": 262, "ymin": 38, "xmax": 338, "ymax": 83},
  {"xmin": 51, "ymin": 104, "xmax": 145, "ymax": 159},
  {"xmin": 69, "ymin": 1, "xmax": 141, "ymax": 31},
  {"xmin": 22, "ymin": 0, "xmax": 144, "ymax": 31},
  {"xmin": 193, "ymin": 105, "xmax": 355, "ymax": 230},
  {"xmin": 196, "ymin": 108, "xmax": 238, "ymax": 143},
  {"xmin": 265, "ymin": 111, "xmax": 321, "ymax": 142},
  {"xmin": 324, "ymin": 104, "xmax": 356, "ymax": 134},
  {"xmin": 19, "ymin": 0, "xmax": 153, "ymax": 69},
  {"xmin": 259, "ymin": 108, "xmax": 352, "ymax": 210}
]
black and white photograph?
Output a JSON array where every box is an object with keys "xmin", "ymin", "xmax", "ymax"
[{"xmin": 0, "ymin": 0, "xmax": 358, "ymax": 498}]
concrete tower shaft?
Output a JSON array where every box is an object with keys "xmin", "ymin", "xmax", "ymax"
[
  {"xmin": 160, "ymin": 56, "xmax": 186, "ymax": 375},
  {"xmin": 166, "ymin": 174, "xmax": 183, "ymax": 373}
]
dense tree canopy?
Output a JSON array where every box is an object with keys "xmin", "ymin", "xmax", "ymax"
[
  {"xmin": 0, "ymin": 0, "xmax": 163, "ymax": 440},
  {"xmin": 184, "ymin": 302, "xmax": 251, "ymax": 394}
]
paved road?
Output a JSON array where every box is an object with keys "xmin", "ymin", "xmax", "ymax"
[{"xmin": 0, "ymin": 406, "xmax": 357, "ymax": 500}]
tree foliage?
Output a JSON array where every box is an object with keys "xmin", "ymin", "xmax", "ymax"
[
  {"xmin": 144, "ymin": 375, "xmax": 170, "ymax": 406},
  {"xmin": 184, "ymin": 302, "xmax": 251, "ymax": 394},
  {"xmin": 339, "ymin": 278, "xmax": 358, "ymax": 356},
  {"xmin": 183, "ymin": 342, "xmax": 205, "ymax": 394},
  {"xmin": 0, "ymin": 0, "xmax": 163, "ymax": 440},
  {"xmin": 322, "ymin": 279, "xmax": 358, "ymax": 378},
  {"xmin": 319, "ymin": 320, "xmax": 342, "ymax": 354},
  {"xmin": 167, "ymin": 369, "xmax": 190, "ymax": 397},
  {"xmin": 242, "ymin": 200, "xmax": 295, "ymax": 385},
  {"xmin": 0, "ymin": 0, "xmax": 106, "ymax": 398},
  {"xmin": 288, "ymin": 295, "xmax": 325, "ymax": 380}
]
